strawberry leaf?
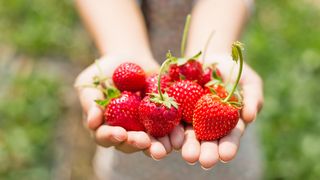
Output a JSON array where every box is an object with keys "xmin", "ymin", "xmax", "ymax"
[{"xmin": 95, "ymin": 99, "xmax": 109, "ymax": 107}]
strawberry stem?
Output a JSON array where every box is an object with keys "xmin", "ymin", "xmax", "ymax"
[
  {"xmin": 201, "ymin": 30, "xmax": 215, "ymax": 64},
  {"xmin": 157, "ymin": 59, "xmax": 171, "ymax": 100},
  {"xmin": 223, "ymin": 42, "xmax": 244, "ymax": 103},
  {"xmin": 180, "ymin": 14, "xmax": 191, "ymax": 58}
]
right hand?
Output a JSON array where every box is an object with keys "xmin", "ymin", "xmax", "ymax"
[{"xmin": 74, "ymin": 55, "xmax": 184, "ymax": 160}]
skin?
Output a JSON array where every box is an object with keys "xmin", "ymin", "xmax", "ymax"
[{"xmin": 75, "ymin": 0, "xmax": 263, "ymax": 170}]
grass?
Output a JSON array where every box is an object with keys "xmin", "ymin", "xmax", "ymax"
[{"xmin": 0, "ymin": 0, "xmax": 320, "ymax": 179}]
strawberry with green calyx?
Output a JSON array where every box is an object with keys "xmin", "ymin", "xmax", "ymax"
[
  {"xmin": 193, "ymin": 41, "xmax": 244, "ymax": 141},
  {"xmin": 168, "ymin": 14, "xmax": 204, "ymax": 83},
  {"xmin": 86, "ymin": 61, "xmax": 145, "ymax": 131},
  {"xmin": 139, "ymin": 58, "xmax": 182, "ymax": 138},
  {"xmin": 200, "ymin": 63, "xmax": 223, "ymax": 86}
]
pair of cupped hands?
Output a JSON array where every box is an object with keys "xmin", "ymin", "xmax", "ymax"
[{"xmin": 75, "ymin": 54, "xmax": 263, "ymax": 170}]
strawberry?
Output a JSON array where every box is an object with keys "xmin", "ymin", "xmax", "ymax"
[
  {"xmin": 193, "ymin": 42, "xmax": 244, "ymax": 141},
  {"xmin": 104, "ymin": 91, "xmax": 145, "ymax": 131},
  {"xmin": 112, "ymin": 62, "xmax": 146, "ymax": 92},
  {"xmin": 193, "ymin": 94, "xmax": 239, "ymax": 140},
  {"xmin": 200, "ymin": 65, "xmax": 222, "ymax": 86},
  {"xmin": 167, "ymin": 15, "xmax": 203, "ymax": 83},
  {"xmin": 167, "ymin": 80, "xmax": 204, "ymax": 123},
  {"xmin": 139, "ymin": 95, "xmax": 181, "ymax": 137},
  {"xmin": 204, "ymin": 84, "xmax": 239, "ymax": 102},
  {"xmin": 168, "ymin": 59, "xmax": 203, "ymax": 83},
  {"xmin": 145, "ymin": 74, "xmax": 171, "ymax": 94},
  {"xmin": 139, "ymin": 57, "xmax": 182, "ymax": 138}
]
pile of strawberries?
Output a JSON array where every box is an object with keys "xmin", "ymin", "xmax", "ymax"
[{"xmin": 93, "ymin": 15, "xmax": 244, "ymax": 141}]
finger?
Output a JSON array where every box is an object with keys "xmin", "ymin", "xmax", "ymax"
[
  {"xmin": 218, "ymin": 119, "xmax": 245, "ymax": 162},
  {"xmin": 115, "ymin": 131, "xmax": 151, "ymax": 153},
  {"xmin": 199, "ymin": 141, "xmax": 219, "ymax": 170},
  {"xmin": 240, "ymin": 73, "xmax": 264, "ymax": 123},
  {"xmin": 181, "ymin": 126, "xmax": 201, "ymax": 165},
  {"xmin": 77, "ymin": 86, "xmax": 105, "ymax": 130},
  {"xmin": 158, "ymin": 135, "xmax": 172, "ymax": 153},
  {"xmin": 95, "ymin": 125, "xmax": 127, "ymax": 147},
  {"xmin": 143, "ymin": 136, "xmax": 167, "ymax": 160},
  {"xmin": 169, "ymin": 124, "xmax": 185, "ymax": 150},
  {"xmin": 87, "ymin": 105, "xmax": 104, "ymax": 130}
]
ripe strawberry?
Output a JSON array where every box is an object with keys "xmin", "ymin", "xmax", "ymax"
[
  {"xmin": 204, "ymin": 84, "xmax": 238, "ymax": 102},
  {"xmin": 193, "ymin": 41, "xmax": 245, "ymax": 141},
  {"xmin": 168, "ymin": 59, "xmax": 203, "ymax": 83},
  {"xmin": 104, "ymin": 91, "xmax": 145, "ymax": 131},
  {"xmin": 200, "ymin": 66, "xmax": 222, "ymax": 86},
  {"xmin": 193, "ymin": 94, "xmax": 239, "ymax": 140},
  {"xmin": 139, "ymin": 95, "xmax": 181, "ymax": 137},
  {"xmin": 139, "ymin": 57, "xmax": 182, "ymax": 138},
  {"xmin": 145, "ymin": 74, "xmax": 171, "ymax": 94},
  {"xmin": 112, "ymin": 62, "xmax": 146, "ymax": 92},
  {"xmin": 167, "ymin": 80, "xmax": 204, "ymax": 123}
]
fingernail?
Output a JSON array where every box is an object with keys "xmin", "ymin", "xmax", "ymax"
[
  {"xmin": 220, "ymin": 159, "xmax": 229, "ymax": 164},
  {"xmin": 187, "ymin": 161, "xmax": 197, "ymax": 165},
  {"xmin": 150, "ymin": 154, "xmax": 161, "ymax": 161},
  {"xmin": 201, "ymin": 166, "xmax": 213, "ymax": 171}
]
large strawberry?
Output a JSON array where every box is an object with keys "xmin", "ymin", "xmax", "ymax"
[
  {"xmin": 104, "ymin": 91, "xmax": 145, "ymax": 131},
  {"xmin": 193, "ymin": 42, "xmax": 244, "ymax": 141},
  {"xmin": 112, "ymin": 62, "xmax": 146, "ymax": 92},
  {"xmin": 167, "ymin": 80, "xmax": 204, "ymax": 123},
  {"xmin": 145, "ymin": 74, "xmax": 171, "ymax": 94},
  {"xmin": 139, "ymin": 58, "xmax": 182, "ymax": 138}
]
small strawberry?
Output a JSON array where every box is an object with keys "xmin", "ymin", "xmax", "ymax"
[
  {"xmin": 104, "ymin": 91, "xmax": 145, "ymax": 131},
  {"xmin": 167, "ymin": 80, "xmax": 204, "ymax": 123},
  {"xmin": 139, "ymin": 58, "xmax": 182, "ymax": 138},
  {"xmin": 167, "ymin": 14, "xmax": 203, "ymax": 83},
  {"xmin": 145, "ymin": 74, "xmax": 171, "ymax": 94},
  {"xmin": 204, "ymin": 84, "xmax": 239, "ymax": 102},
  {"xmin": 112, "ymin": 62, "xmax": 146, "ymax": 92},
  {"xmin": 168, "ymin": 59, "xmax": 203, "ymax": 83},
  {"xmin": 200, "ymin": 65, "xmax": 222, "ymax": 86},
  {"xmin": 193, "ymin": 42, "xmax": 244, "ymax": 141}
]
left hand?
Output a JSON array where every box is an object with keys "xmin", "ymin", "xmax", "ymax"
[{"xmin": 173, "ymin": 55, "xmax": 264, "ymax": 169}]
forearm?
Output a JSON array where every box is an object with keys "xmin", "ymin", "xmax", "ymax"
[
  {"xmin": 76, "ymin": 0, "xmax": 153, "ymax": 60},
  {"xmin": 186, "ymin": 0, "xmax": 251, "ymax": 57}
]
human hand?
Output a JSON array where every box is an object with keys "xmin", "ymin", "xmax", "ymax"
[
  {"xmin": 179, "ymin": 54, "xmax": 264, "ymax": 169},
  {"xmin": 74, "ymin": 55, "xmax": 182, "ymax": 160}
]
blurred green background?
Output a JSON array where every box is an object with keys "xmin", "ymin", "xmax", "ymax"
[{"xmin": 0, "ymin": 0, "xmax": 319, "ymax": 179}]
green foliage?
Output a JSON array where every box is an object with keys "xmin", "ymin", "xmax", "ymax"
[
  {"xmin": 0, "ymin": 63, "xmax": 63, "ymax": 179},
  {"xmin": 243, "ymin": 0, "xmax": 320, "ymax": 179},
  {"xmin": 0, "ymin": 0, "xmax": 93, "ymax": 60}
]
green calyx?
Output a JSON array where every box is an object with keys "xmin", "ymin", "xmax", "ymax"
[
  {"xmin": 149, "ymin": 93, "xmax": 178, "ymax": 109},
  {"xmin": 91, "ymin": 60, "xmax": 121, "ymax": 107},
  {"xmin": 222, "ymin": 41, "xmax": 244, "ymax": 103}
]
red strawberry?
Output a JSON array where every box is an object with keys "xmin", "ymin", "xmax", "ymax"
[
  {"xmin": 167, "ymin": 80, "xmax": 204, "ymax": 123},
  {"xmin": 104, "ymin": 91, "xmax": 145, "ymax": 131},
  {"xmin": 112, "ymin": 62, "xmax": 146, "ymax": 92},
  {"xmin": 193, "ymin": 94, "xmax": 239, "ymax": 140},
  {"xmin": 204, "ymin": 84, "xmax": 239, "ymax": 102},
  {"xmin": 139, "ymin": 95, "xmax": 181, "ymax": 137},
  {"xmin": 145, "ymin": 74, "xmax": 171, "ymax": 94},
  {"xmin": 193, "ymin": 41, "xmax": 245, "ymax": 141},
  {"xmin": 201, "ymin": 66, "xmax": 222, "ymax": 86},
  {"xmin": 139, "ymin": 56, "xmax": 182, "ymax": 138},
  {"xmin": 168, "ymin": 60, "xmax": 203, "ymax": 83}
]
